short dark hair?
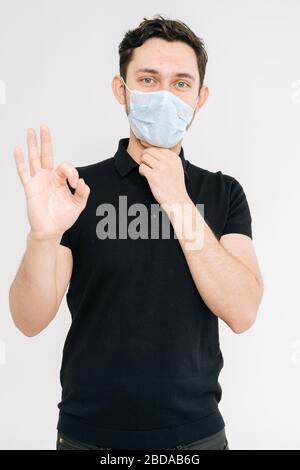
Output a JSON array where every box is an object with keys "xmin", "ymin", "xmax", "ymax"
[{"xmin": 118, "ymin": 15, "xmax": 208, "ymax": 93}]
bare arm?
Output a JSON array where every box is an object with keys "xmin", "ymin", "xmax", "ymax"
[
  {"xmin": 9, "ymin": 126, "xmax": 90, "ymax": 336},
  {"xmin": 165, "ymin": 196, "xmax": 264, "ymax": 334},
  {"xmin": 9, "ymin": 236, "xmax": 72, "ymax": 336}
]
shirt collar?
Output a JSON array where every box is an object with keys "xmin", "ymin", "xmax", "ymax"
[{"xmin": 114, "ymin": 137, "xmax": 190, "ymax": 180}]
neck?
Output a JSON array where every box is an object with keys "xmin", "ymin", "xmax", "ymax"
[{"xmin": 126, "ymin": 129, "xmax": 182, "ymax": 164}]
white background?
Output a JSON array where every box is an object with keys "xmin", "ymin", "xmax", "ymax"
[{"xmin": 0, "ymin": 0, "xmax": 299, "ymax": 450}]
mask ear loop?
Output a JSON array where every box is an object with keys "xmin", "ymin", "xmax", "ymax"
[
  {"xmin": 121, "ymin": 76, "xmax": 133, "ymax": 113},
  {"xmin": 120, "ymin": 76, "xmax": 133, "ymax": 93},
  {"xmin": 186, "ymin": 97, "xmax": 199, "ymax": 129}
]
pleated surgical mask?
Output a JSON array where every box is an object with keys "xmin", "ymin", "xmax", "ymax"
[{"xmin": 121, "ymin": 76, "xmax": 198, "ymax": 148}]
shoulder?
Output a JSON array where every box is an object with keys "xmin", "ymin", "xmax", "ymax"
[{"xmin": 188, "ymin": 161, "xmax": 240, "ymax": 192}]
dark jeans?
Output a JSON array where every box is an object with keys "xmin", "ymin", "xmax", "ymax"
[{"xmin": 56, "ymin": 428, "xmax": 229, "ymax": 450}]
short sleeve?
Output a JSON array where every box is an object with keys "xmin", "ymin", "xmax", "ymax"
[{"xmin": 222, "ymin": 177, "xmax": 252, "ymax": 239}]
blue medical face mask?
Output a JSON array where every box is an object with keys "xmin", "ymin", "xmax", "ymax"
[{"xmin": 121, "ymin": 77, "xmax": 198, "ymax": 148}]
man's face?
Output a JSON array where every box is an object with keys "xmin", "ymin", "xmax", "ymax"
[
  {"xmin": 123, "ymin": 37, "xmax": 204, "ymax": 120},
  {"xmin": 112, "ymin": 36, "xmax": 209, "ymax": 147}
]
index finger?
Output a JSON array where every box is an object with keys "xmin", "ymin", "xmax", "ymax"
[{"xmin": 40, "ymin": 124, "xmax": 54, "ymax": 170}]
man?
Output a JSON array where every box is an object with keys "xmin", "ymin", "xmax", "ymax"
[{"xmin": 9, "ymin": 15, "xmax": 264, "ymax": 450}]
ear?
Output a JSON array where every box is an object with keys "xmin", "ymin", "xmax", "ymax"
[
  {"xmin": 194, "ymin": 84, "xmax": 209, "ymax": 113},
  {"xmin": 111, "ymin": 74, "xmax": 126, "ymax": 105}
]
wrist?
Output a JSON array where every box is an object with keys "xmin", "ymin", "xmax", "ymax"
[
  {"xmin": 161, "ymin": 192, "xmax": 193, "ymax": 216},
  {"xmin": 27, "ymin": 229, "xmax": 62, "ymax": 245}
]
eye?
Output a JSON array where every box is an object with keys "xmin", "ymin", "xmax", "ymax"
[
  {"xmin": 176, "ymin": 81, "xmax": 189, "ymax": 89},
  {"xmin": 140, "ymin": 77, "xmax": 156, "ymax": 85}
]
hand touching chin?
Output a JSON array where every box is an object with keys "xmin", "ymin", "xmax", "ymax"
[{"xmin": 140, "ymin": 139, "xmax": 155, "ymax": 148}]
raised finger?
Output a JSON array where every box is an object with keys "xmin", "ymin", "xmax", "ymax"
[
  {"xmin": 13, "ymin": 146, "xmax": 30, "ymax": 186},
  {"xmin": 27, "ymin": 128, "xmax": 41, "ymax": 176},
  {"xmin": 40, "ymin": 125, "xmax": 54, "ymax": 170}
]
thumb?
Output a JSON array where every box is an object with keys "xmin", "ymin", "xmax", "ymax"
[{"xmin": 72, "ymin": 178, "xmax": 90, "ymax": 208}]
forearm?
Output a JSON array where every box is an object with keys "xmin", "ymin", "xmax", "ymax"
[
  {"xmin": 9, "ymin": 231, "xmax": 61, "ymax": 336},
  {"xmin": 164, "ymin": 196, "xmax": 262, "ymax": 333}
]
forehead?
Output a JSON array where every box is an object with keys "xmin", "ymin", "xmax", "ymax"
[{"xmin": 127, "ymin": 37, "xmax": 198, "ymax": 76}]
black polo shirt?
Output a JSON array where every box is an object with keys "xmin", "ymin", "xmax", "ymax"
[{"xmin": 57, "ymin": 137, "xmax": 252, "ymax": 449}]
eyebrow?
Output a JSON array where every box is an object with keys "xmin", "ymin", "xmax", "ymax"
[{"xmin": 135, "ymin": 68, "xmax": 195, "ymax": 81}]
